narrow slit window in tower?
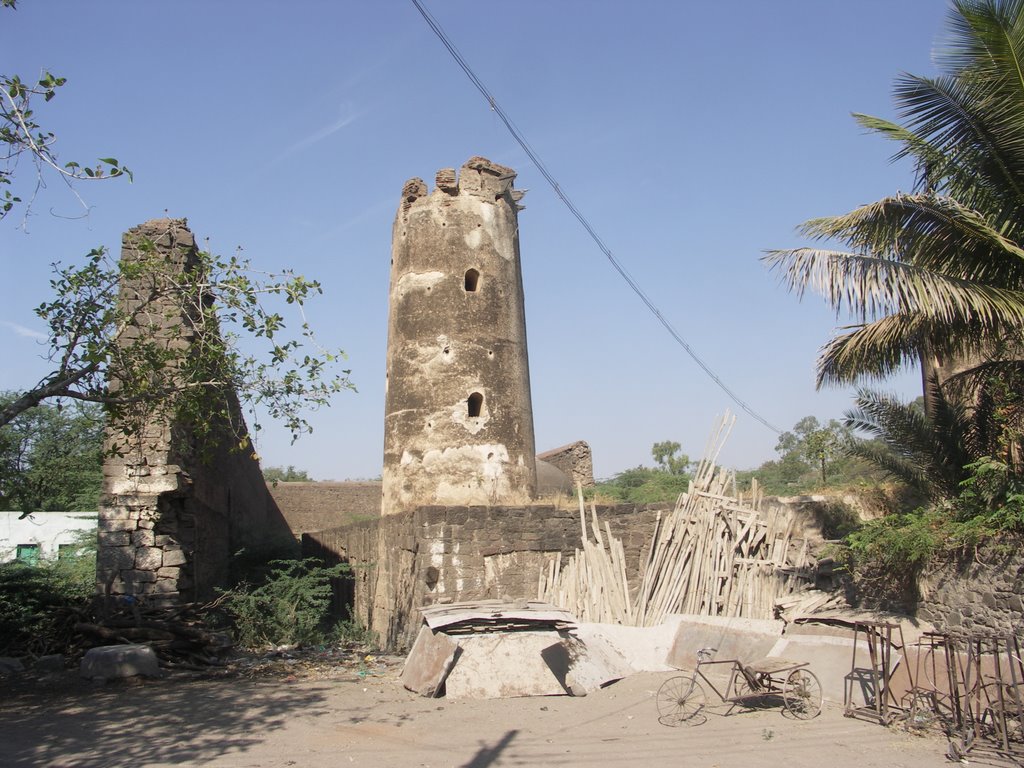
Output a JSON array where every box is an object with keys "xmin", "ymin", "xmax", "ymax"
[
  {"xmin": 464, "ymin": 269, "xmax": 480, "ymax": 292},
  {"xmin": 468, "ymin": 392, "xmax": 483, "ymax": 418}
]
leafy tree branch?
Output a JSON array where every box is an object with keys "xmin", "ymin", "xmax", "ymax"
[
  {"xmin": 2, "ymin": 2, "xmax": 131, "ymax": 221},
  {"xmin": 3, "ymin": 233, "xmax": 353, "ymax": 456}
]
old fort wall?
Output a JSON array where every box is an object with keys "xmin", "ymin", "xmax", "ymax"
[{"xmin": 303, "ymin": 503, "xmax": 661, "ymax": 649}]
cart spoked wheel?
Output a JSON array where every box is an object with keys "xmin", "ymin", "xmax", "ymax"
[
  {"xmin": 782, "ymin": 668, "xmax": 822, "ymax": 719},
  {"xmin": 657, "ymin": 675, "xmax": 707, "ymax": 726},
  {"xmin": 730, "ymin": 672, "xmax": 768, "ymax": 709},
  {"xmin": 732, "ymin": 674, "xmax": 755, "ymax": 700}
]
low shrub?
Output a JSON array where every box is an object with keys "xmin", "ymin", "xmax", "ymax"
[
  {"xmin": 220, "ymin": 557, "xmax": 352, "ymax": 649},
  {"xmin": 0, "ymin": 536, "xmax": 96, "ymax": 656}
]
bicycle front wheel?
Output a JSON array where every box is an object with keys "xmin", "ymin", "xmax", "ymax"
[{"xmin": 657, "ymin": 674, "xmax": 707, "ymax": 726}]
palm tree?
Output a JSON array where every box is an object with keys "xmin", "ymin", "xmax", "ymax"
[{"xmin": 765, "ymin": 0, "xmax": 1024, "ymax": 397}]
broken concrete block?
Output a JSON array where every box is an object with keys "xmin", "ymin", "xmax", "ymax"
[
  {"xmin": 80, "ymin": 644, "xmax": 160, "ymax": 680},
  {"xmin": 444, "ymin": 632, "xmax": 568, "ymax": 700},
  {"xmin": 542, "ymin": 632, "xmax": 633, "ymax": 694},
  {"xmin": 400, "ymin": 625, "xmax": 460, "ymax": 697}
]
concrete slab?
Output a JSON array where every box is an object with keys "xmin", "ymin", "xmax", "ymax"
[
  {"xmin": 540, "ymin": 633, "xmax": 634, "ymax": 695},
  {"xmin": 665, "ymin": 615, "xmax": 784, "ymax": 672},
  {"xmin": 574, "ymin": 617, "xmax": 683, "ymax": 673},
  {"xmin": 400, "ymin": 625, "xmax": 460, "ymax": 697},
  {"xmin": 765, "ymin": 633, "xmax": 873, "ymax": 704},
  {"xmin": 444, "ymin": 632, "xmax": 568, "ymax": 700}
]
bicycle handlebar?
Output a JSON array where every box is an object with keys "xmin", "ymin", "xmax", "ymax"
[{"xmin": 696, "ymin": 647, "xmax": 718, "ymax": 661}]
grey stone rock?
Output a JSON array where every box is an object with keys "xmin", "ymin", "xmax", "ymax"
[
  {"xmin": 80, "ymin": 644, "xmax": 160, "ymax": 679},
  {"xmin": 34, "ymin": 654, "xmax": 65, "ymax": 673},
  {"xmin": 0, "ymin": 656, "xmax": 25, "ymax": 676}
]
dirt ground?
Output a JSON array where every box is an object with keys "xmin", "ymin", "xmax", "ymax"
[{"xmin": 1, "ymin": 654, "xmax": 960, "ymax": 768}]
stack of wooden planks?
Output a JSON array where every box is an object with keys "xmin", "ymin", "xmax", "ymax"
[
  {"xmin": 538, "ymin": 413, "xmax": 818, "ymax": 626},
  {"xmin": 536, "ymin": 491, "xmax": 635, "ymax": 625}
]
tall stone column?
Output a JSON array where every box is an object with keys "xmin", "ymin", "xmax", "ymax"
[
  {"xmin": 382, "ymin": 157, "xmax": 537, "ymax": 515},
  {"xmin": 97, "ymin": 219, "xmax": 292, "ymax": 607}
]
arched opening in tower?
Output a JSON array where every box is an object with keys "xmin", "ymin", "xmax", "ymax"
[
  {"xmin": 467, "ymin": 391, "xmax": 484, "ymax": 418},
  {"xmin": 464, "ymin": 269, "xmax": 480, "ymax": 292}
]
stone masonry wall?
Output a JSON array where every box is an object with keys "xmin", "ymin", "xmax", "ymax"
[
  {"xmin": 307, "ymin": 493, "xmax": 1024, "ymax": 646},
  {"xmin": 536, "ymin": 441, "xmax": 595, "ymax": 489},
  {"xmin": 268, "ymin": 481, "xmax": 382, "ymax": 538},
  {"xmin": 915, "ymin": 548, "xmax": 1024, "ymax": 635},
  {"xmin": 303, "ymin": 503, "xmax": 661, "ymax": 649}
]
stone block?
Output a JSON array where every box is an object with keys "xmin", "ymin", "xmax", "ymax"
[
  {"xmin": 162, "ymin": 548, "xmax": 187, "ymax": 567},
  {"xmin": 123, "ymin": 569, "xmax": 158, "ymax": 584},
  {"xmin": 135, "ymin": 547, "xmax": 163, "ymax": 570},
  {"xmin": 150, "ymin": 579, "xmax": 178, "ymax": 595},
  {"xmin": 157, "ymin": 566, "xmax": 180, "ymax": 580},
  {"xmin": 446, "ymin": 507, "xmax": 470, "ymax": 525},
  {"xmin": 98, "ymin": 546, "xmax": 136, "ymax": 571},
  {"xmin": 100, "ymin": 518, "xmax": 138, "ymax": 532},
  {"xmin": 80, "ymin": 644, "xmax": 159, "ymax": 679},
  {"xmin": 421, "ymin": 507, "xmax": 448, "ymax": 525},
  {"xmin": 131, "ymin": 529, "xmax": 155, "ymax": 547},
  {"xmin": 98, "ymin": 530, "xmax": 131, "ymax": 547}
]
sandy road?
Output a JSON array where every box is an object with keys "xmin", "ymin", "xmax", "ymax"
[{"xmin": 2, "ymin": 669, "xmax": 952, "ymax": 768}]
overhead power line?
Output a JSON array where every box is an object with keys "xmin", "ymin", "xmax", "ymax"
[{"xmin": 410, "ymin": 0, "xmax": 782, "ymax": 434}]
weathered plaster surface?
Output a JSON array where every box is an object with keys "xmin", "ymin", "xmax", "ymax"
[{"xmin": 382, "ymin": 158, "xmax": 537, "ymax": 514}]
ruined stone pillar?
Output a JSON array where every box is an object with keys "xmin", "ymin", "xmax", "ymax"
[
  {"xmin": 382, "ymin": 157, "xmax": 537, "ymax": 514},
  {"xmin": 97, "ymin": 219, "xmax": 292, "ymax": 607}
]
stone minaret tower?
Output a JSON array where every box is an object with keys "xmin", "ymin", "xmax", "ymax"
[{"xmin": 382, "ymin": 157, "xmax": 537, "ymax": 515}]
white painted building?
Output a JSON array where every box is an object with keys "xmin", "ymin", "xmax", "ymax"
[{"xmin": 0, "ymin": 511, "xmax": 97, "ymax": 563}]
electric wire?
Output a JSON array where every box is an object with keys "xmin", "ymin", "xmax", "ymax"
[{"xmin": 411, "ymin": 0, "xmax": 782, "ymax": 434}]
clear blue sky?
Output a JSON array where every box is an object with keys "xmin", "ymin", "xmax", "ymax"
[{"xmin": 1, "ymin": 1, "xmax": 947, "ymax": 481}]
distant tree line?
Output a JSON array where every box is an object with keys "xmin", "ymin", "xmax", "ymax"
[{"xmin": 0, "ymin": 393, "xmax": 102, "ymax": 512}]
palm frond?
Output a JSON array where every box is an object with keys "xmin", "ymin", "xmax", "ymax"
[
  {"xmin": 845, "ymin": 437, "xmax": 933, "ymax": 495},
  {"xmin": 853, "ymin": 113, "xmax": 976, "ymax": 194},
  {"xmin": 798, "ymin": 194, "xmax": 1024, "ymax": 273},
  {"xmin": 815, "ymin": 316, "xmax": 930, "ymax": 386},
  {"xmin": 892, "ymin": 73, "xmax": 1024, "ymax": 210},
  {"xmin": 844, "ymin": 387, "xmax": 974, "ymax": 499},
  {"xmin": 764, "ymin": 243, "xmax": 1024, "ymax": 329}
]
